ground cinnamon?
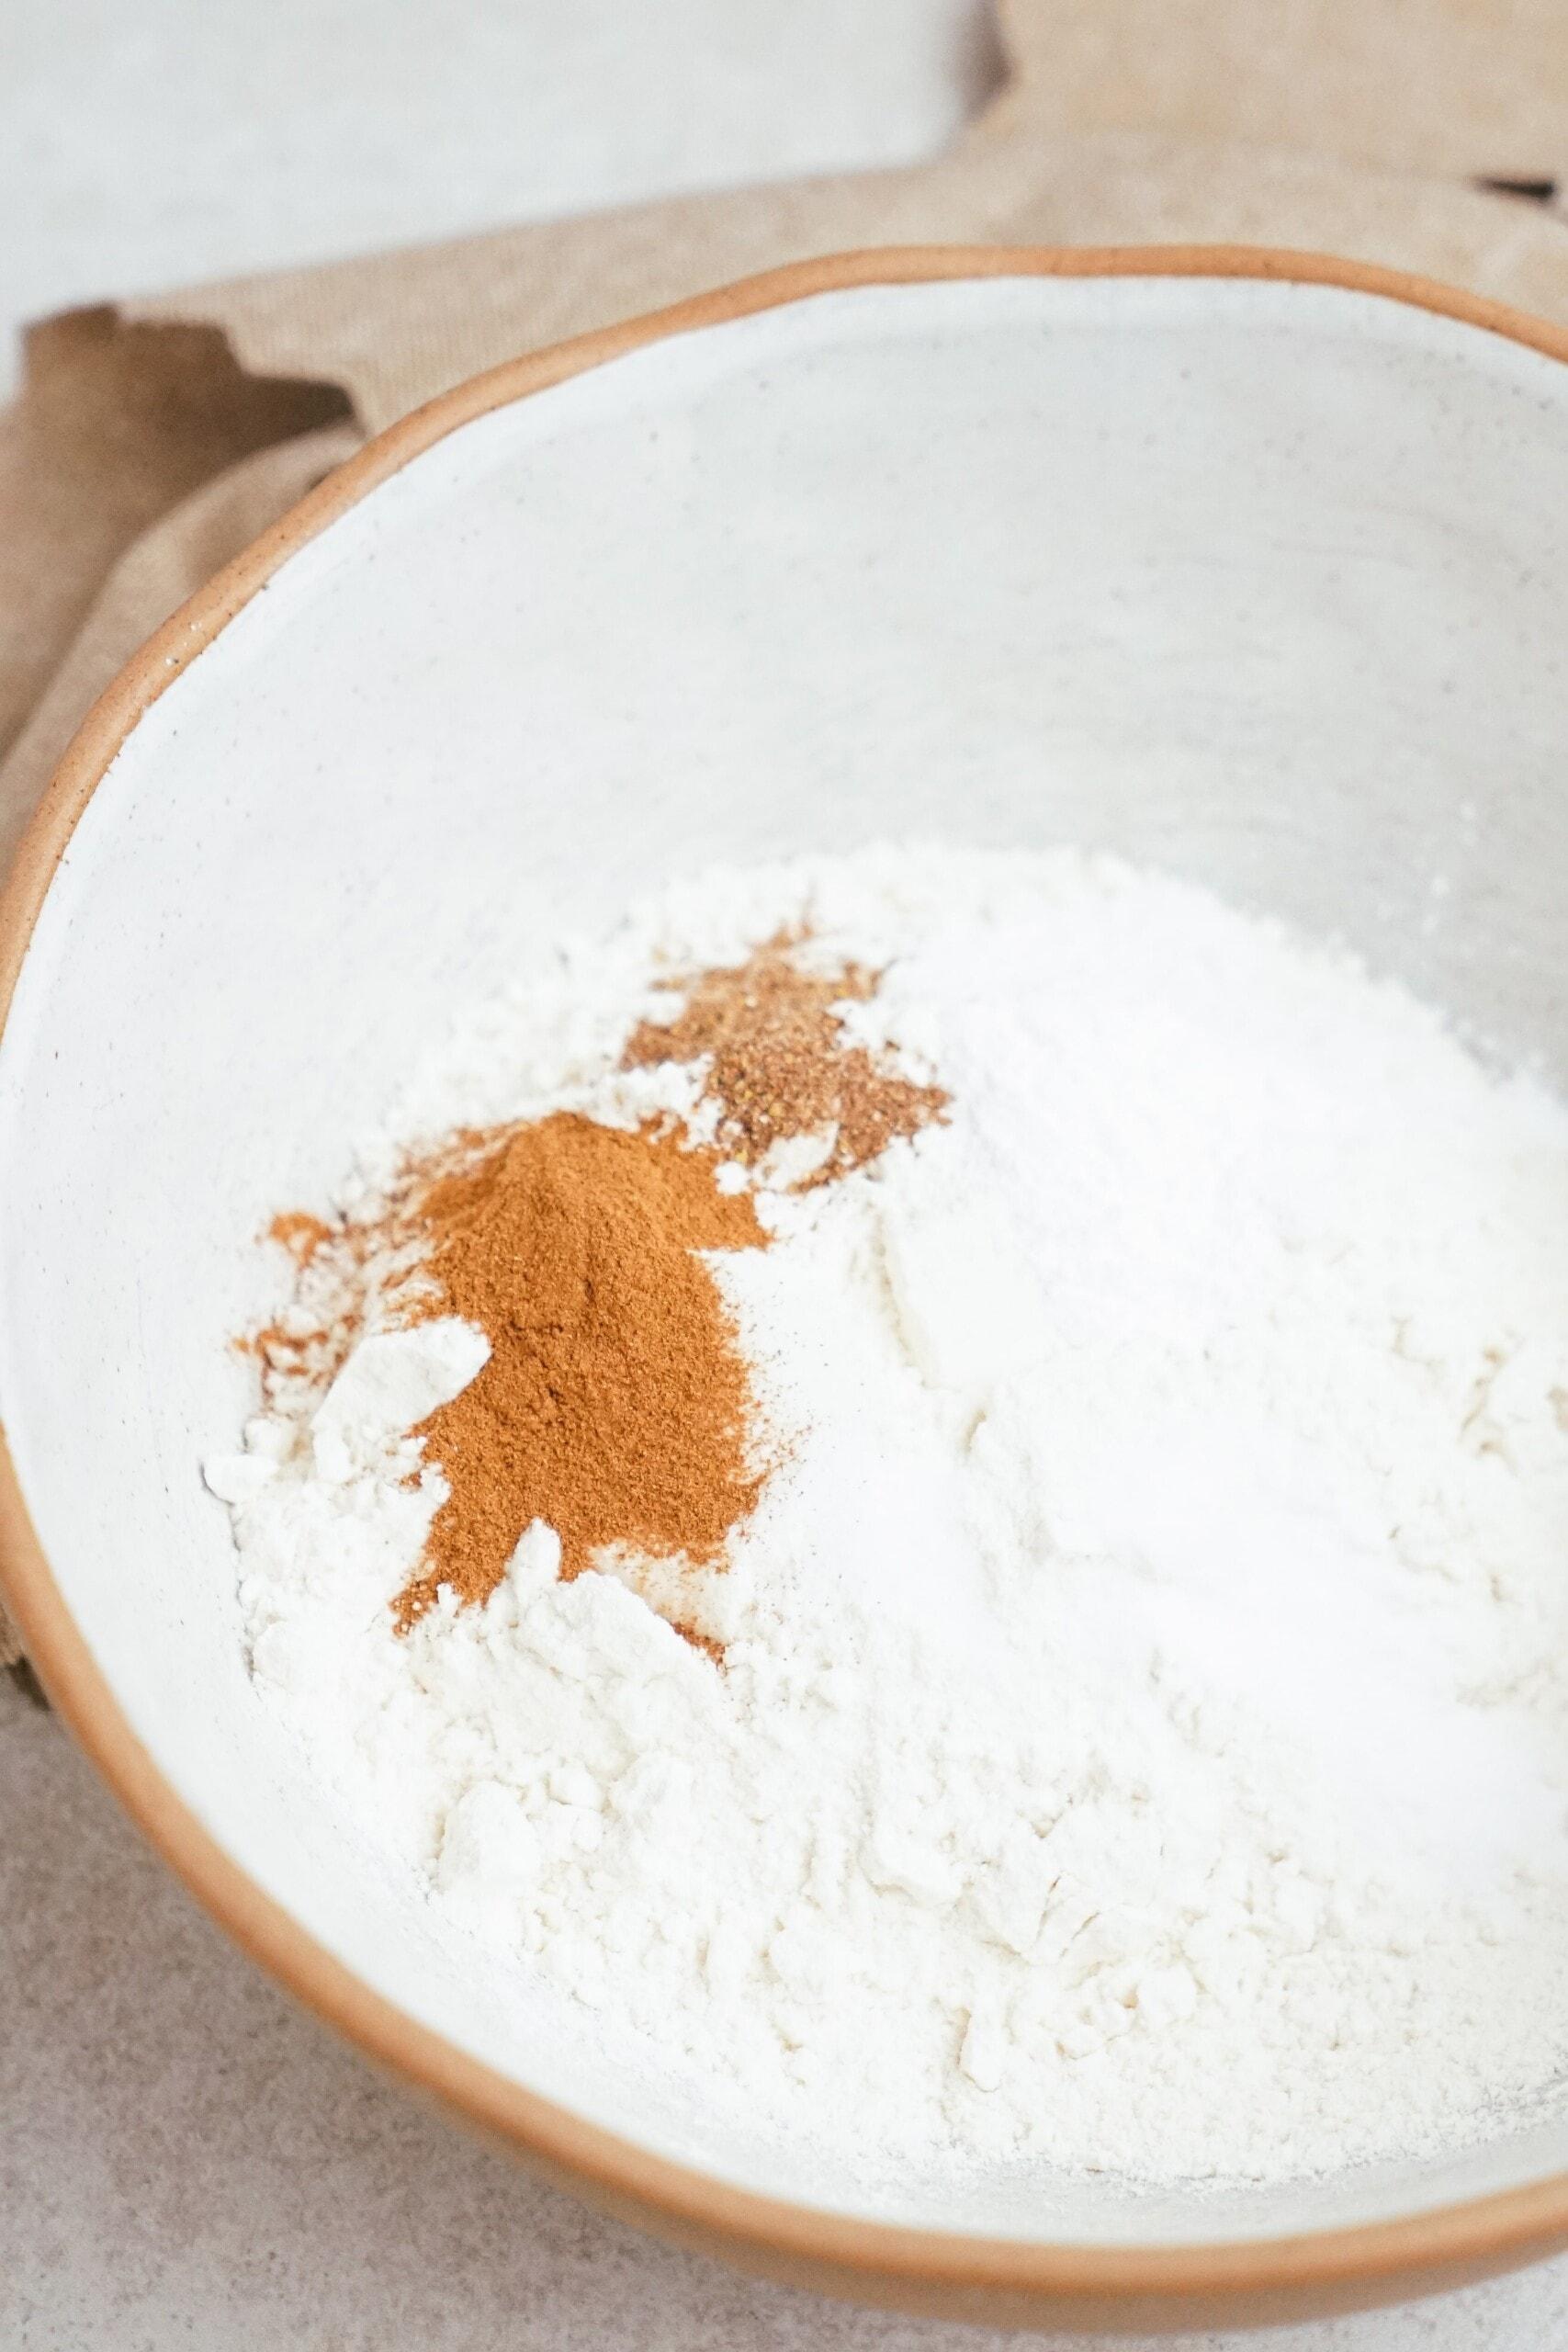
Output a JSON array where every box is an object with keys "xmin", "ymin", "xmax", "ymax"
[
  {"xmin": 267, "ymin": 1210, "xmax": 333, "ymax": 1267},
  {"xmin": 238, "ymin": 1214, "xmax": 355, "ymax": 1378},
  {"xmin": 251, "ymin": 934, "xmax": 945, "ymax": 1645},
  {"xmin": 622, "ymin": 933, "xmax": 947, "ymax": 1184},
  {"xmin": 394, "ymin": 1112, "xmax": 768, "ymax": 1627}
]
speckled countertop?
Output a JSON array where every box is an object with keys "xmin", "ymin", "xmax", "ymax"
[{"xmin": 5, "ymin": 6, "xmax": 1568, "ymax": 2344}]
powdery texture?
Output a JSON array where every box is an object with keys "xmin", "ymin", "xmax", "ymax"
[
  {"xmin": 621, "ymin": 931, "xmax": 947, "ymax": 1185},
  {"xmin": 207, "ymin": 846, "xmax": 1568, "ymax": 2187},
  {"xmin": 393, "ymin": 1112, "xmax": 771, "ymax": 1624}
]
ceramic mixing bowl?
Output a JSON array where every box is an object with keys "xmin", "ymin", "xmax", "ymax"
[{"xmin": 5, "ymin": 248, "xmax": 1568, "ymax": 2331}]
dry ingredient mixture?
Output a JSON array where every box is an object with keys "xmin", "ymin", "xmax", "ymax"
[{"xmin": 207, "ymin": 844, "xmax": 1568, "ymax": 2187}]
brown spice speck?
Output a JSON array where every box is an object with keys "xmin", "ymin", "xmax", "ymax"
[
  {"xmin": 267, "ymin": 1210, "xmax": 333, "ymax": 1267},
  {"xmin": 621, "ymin": 932, "xmax": 946, "ymax": 1185}
]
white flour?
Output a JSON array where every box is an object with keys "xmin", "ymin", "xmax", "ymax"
[{"xmin": 207, "ymin": 845, "xmax": 1568, "ymax": 2184}]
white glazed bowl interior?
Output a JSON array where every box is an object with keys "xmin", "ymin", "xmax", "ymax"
[{"xmin": 5, "ymin": 270, "xmax": 1568, "ymax": 2246}]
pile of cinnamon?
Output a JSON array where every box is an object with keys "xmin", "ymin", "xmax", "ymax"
[
  {"xmin": 397, "ymin": 1112, "xmax": 767, "ymax": 1628},
  {"xmin": 257, "ymin": 936, "xmax": 947, "ymax": 1643}
]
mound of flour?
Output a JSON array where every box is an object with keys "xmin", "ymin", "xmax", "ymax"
[{"xmin": 208, "ymin": 846, "xmax": 1568, "ymax": 2184}]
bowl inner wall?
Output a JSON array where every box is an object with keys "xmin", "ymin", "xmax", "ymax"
[{"xmin": 4, "ymin": 274, "xmax": 1567, "ymax": 2238}]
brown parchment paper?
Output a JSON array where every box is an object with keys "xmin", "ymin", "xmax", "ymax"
[{"xmin": 5, "ymin": 0, "xmax": 1568, "ymax": 1671}]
